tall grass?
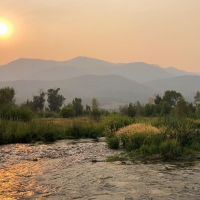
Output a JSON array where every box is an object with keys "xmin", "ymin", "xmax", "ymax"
[{"xmin": 0, "ymin": 114, "xmax": 134, "ymax": 144}]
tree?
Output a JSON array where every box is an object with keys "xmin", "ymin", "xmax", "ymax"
[
  {"xmin": 160, "ymin": 101, "xmax": 171, "ymax": 115},
  {"xmin": 0, "ymin": 87, "xmax": 15, "ymax": 108},
  {"xmin": 162, "ymin": 90, "xmax": 182, "ymax": 107},
  {"xmin": 91, "ymin": 98, "xmax": 99, "ymax": 110},
  {"xmin": 194, "ymin": 91, "xmax": 200, "ymax": 106},
  {"xmin": 33, "ymin": 89, "xmax": 46, "ymax": 111},
  {"xmin": 47, "ymin": 88, "xmax": 65, "ymax": 112},
  {"xmin": 154, "ymin": 94, "xmax": 162, "ymax": 105},
  {"xmin": 194, "ymin": 91, "xmax": 200, "ymax": 115},
  {"xmin": 91, "ymin": 98, "xmax": 100, "ymax": 120},
  {"xmin": 119, "ymin": 105, "xmax": 128, "ymax": 115},
  {"xmin": 144, "ymin": 104, "xmax": 155, "ymax": 117},
  {"xmin": 135, "ymin": 101, "xmax": 144, "ymax": 116},
  {"xmin": 127, "ymin": 103, "xmax": 136, "ymax": 117},
  {"xmin": 22, "ymin": 99, "xmax": 35, "ymax": 111},
  {"xmin": 83, "ymin": 105, "xmax": 91, "ymax": 115},
  {"xmin": 72, "ymin": 98, "xmax": 83, "ymax": 116},
  {"xmin": 174, "ymin": 97, "xmax": 189, "ymax": 116}
]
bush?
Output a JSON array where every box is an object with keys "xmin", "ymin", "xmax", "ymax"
[
  {"xmin": 103, "ymin": 114, "xmax": 135, "ymax": 133},
  {"xmin": 159, "ymin": 139, "xmax": 183, "ymax": 159},
  {"xmin": 106, "ymin": 137, "xmax": 119, "ymax": 149},
  {"xmin": 42, "ymin": 131, "xmax": 56, "ymax": 143},
  {"xmin": 43, "ymin": 110, "xmax": 59, "ymax": 118},
  {"xmin": 126, "ymin": 133, "xmax": 148, "ymax": 151},
  {"xmin": 60, "ymin": 107, "xmax": 75, "ymax": 118},
  {"xmin": 17, "ymin": 106, "xmax": 34, "ymax": 122},
  {"xmin": 0, "ymin": 104, "xmax": 33, "ymax": 121}
]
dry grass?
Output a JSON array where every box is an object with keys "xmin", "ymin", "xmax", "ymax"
[{"xmin": 116, "ymin": 123, "xmax": 162, "ymax": 138}]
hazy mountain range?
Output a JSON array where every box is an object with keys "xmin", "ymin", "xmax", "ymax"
[{"xmin": 0, "ymin": 57, "xmax": 199, "ymax": 109}]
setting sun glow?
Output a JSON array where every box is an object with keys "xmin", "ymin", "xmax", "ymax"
[{"xmin": 0, "ymin": 22, "xmax": 9, "ymax": 35}]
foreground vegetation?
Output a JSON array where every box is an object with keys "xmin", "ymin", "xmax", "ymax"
[
  {"xmin": 106, "ymin": 116, "xmax": 200, "ymax": 162},
  {"xmin": 0, "ymin": 114, "xmax": 134, "ymax": 144}
]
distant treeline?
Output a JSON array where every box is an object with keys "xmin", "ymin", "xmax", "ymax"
[{"xmin": 0, "ymin": 87, "xmax": 200, "ymax": 121}]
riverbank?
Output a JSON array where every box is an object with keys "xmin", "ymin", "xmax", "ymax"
[{"xmin": 1, "ymin": 139, "xmax": 200, "ymax": 199}]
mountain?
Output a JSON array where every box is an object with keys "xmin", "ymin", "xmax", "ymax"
[
  {"xmin": 164, "ymin": 67, "xmax": 193, "ymax": 76},
  {"xmin": 112, "ymin": 62, "xmax": 173, "ymax": 83},
  {"xmin": 0, "ymin": 75, "xmax": 155, "ymax": 106},
  {"xmin": 0, "ymin": 58, "xmax": 65, "ymax": 81},
  {"xmin": 1, "ymin": 56, "xmax": 200, "ymax": 108},
  {"xmin": 0, "ymin": 57, "xmax": 175, "ymax": 83},
  {"xmin": 143, "ymin": 75, "xmax": 200, "ymax": 102}
]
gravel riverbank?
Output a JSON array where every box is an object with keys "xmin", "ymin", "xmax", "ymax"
[{"xmin": 1, "ymin": 139, "xmax": 200, "ymax": 200}]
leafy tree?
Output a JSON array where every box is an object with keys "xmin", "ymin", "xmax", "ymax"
[
  {"xmin": 154, "ymin": 94, "xmax": 162, "ymax": 105},
  {"xmin": 47, "ymin": 88, "xmax": 65, "ymax": 112},
  {"xmin": 0, "ymin": 87, "xmax": 15, "ymax": 108},
  {"xmin": 144, "ymin": 104, "xmax": 155, "ymax": 117},
  {"xmin": 91, "ymin": 98, "xmax": 99, "ymax": 110},
  {"xmin": 162, "ymin": 90, "xmax": 182, "ymax": 107},
  {"xmin": 119, "ymin": 105, "xmax": 128, "ymax": 115},
  {"xmin": 127, "ymin": 103, "xmax": 136, "ymax": 117},
  {"xmin": 21, "ymin": 100, "xmax": 35, "ymax": 111},
  {"xmin": 83, "ymin": 104, "xmax": 91, "ymax": 115},
  {"xmin": 194, "ymin": 91, "xmax": 200, "ymax": 115},
  {"xmin": 91, "ymin": 98, "xmax": 100, "ymax": 120},
  {"xmin": 160, "ymin": 101, "xmax": 171, "ymax": 115},
  {"xmin": 86, "ymin": 105, "xmax": 91, "ymax": 112},
  {"xmin": 194, "ymin": 91, "xmax": 200, "ymax": 106},
  {"xmin": 174, "ymin": 97, "xmax": 189, "ymax": 116},
  {"xmin": 91, "ymin": 108, "xmax": 101, "ymax": 120},
  {"xmin": 187, "ymin": 102, "xmax": 196, "ymax": 115},
  {"xmin": 135, "ymin": 101, "xmax": 144, "ymax": 116},
  {"xmin": 33, "ymin": 89, "xmax": 46, "ymax": 111},
  {"xmin": 72, "ymin": 98, "xmax": 83, "ymax": 116}
]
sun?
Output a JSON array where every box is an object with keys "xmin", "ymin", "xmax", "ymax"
[{"xmin": 0, "ymin": 22, "xmax": 9, "ymax": 35}]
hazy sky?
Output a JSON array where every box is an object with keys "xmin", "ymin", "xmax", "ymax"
[{"xmin": 0, "ymin": 0, "xmax": 200, "ymax": 72}]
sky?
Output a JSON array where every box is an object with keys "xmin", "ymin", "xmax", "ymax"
[{"xmin": 0, "ymin": 0, "xmax": 200, "ymax": 72}]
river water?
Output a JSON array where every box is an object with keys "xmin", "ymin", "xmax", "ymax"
[{"xmin": 1, "ymin": 139, "xmax": 200, "ymax": 200}]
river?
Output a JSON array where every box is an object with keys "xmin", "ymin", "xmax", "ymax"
[{"xmin": 1, "ymin": 139, "xmax": 200, "ymax": 200}]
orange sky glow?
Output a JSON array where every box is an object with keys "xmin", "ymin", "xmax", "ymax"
[{"xmin": 0, "ymin": 0, "xmax": 200, "ymax": 72}]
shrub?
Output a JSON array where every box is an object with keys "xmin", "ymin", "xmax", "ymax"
[
  {"xmin": 106, "ymin": 136, "xmax": 119, "ymax": 149},
  {"xmin": 103, "ymin": 114, "xmax": 134, "ymax": 133},
  {"xmin": 17, "ymin": 106, "xmax": 34, "ymax": 122},
  {"xmin": 60, "ymin": 107, "xmax": 75, "ymax": 118},
  {"xmin": 126, "ymin": 133, "xmax": 148, "ymax": 151},
  {"xmin": 43, "ymin": 110, "xmax": 59, "ymax": 118},
  {"xmin": 159, "ymin": 139, "xmax": 183, "ymax": 159},
  {"xmin": 0, "ymin": 104, "xmax": 34, "ymax": 122},
  {"xmin": 42, "ymin": 131, "xmax": 56, "ymax": 143}
]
